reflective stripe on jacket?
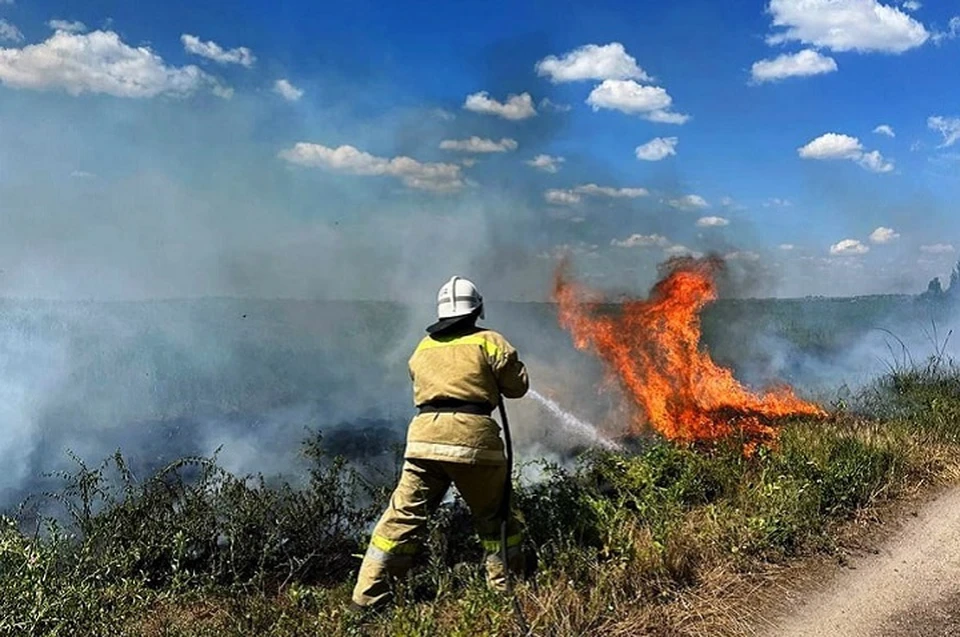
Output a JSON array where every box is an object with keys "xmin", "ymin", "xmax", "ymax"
[{"xmin": 404, "ymin": 327, "xmax": 529, "ymax": 465}]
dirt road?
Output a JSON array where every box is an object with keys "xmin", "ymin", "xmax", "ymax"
[{"xmin": 772, "ymin": 486, "xmax": 960, "ymax": 637}]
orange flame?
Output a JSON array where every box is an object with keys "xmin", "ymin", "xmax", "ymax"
[{"xmin": 553, "ymin": 256, "xmax": 825, "ymax": 449}]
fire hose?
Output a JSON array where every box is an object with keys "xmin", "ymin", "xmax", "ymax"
[{"xmin": 497, "ymin": 400, "xmax": 531, "ymax": 635}]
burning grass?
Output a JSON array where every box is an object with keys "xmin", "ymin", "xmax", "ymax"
[
  {"xmin": 553, "ymin": 257, "xmax": 826, "ymax": 451},
  {"xmin": 1, "ymin": 362, "xmax": 959, "ymax": 636}
]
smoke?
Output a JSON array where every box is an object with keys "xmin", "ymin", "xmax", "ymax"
[{"xmin": 1, "ymin": 28, "xmax": 958, "ymax": 513}]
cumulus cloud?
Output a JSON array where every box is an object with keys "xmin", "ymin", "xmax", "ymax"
[
  {"xmin": 750, "ymin": 49, "xmax": 838, "ymax": 83},
  {"xmin": 766, "ymin": 0, "xmax": 930, "ymax": 53},
  {"xmin": 610, "ymin": 234, "xmax": 670, "ymax": 248},
  {"xmin": 48, "ymin": 20, "xmax": 87, "ymax": 34},
  {"xmin": 526, "ymin": 154, "xmax": 565, "ymax": 173},
  {"xmin": 586, "ymin": 80, "xmax": 689, "ymax": 124},
  {"xmin": 635, "ymin": 136, "xmax": 678, "ymax": 161},
  {"xmin": 798, "ymin": 133, "xmax": 863, "ymax": 159},
  {"xmin": 830, "ymin": 239, "xmax": 870, "ymax": 255},
  {"xmin": 873, "ymin": 124, "xmax": 896, "ymax": 137},
  {"xmin": 902, "ymin": 1, "xmax": 921, "ymax": 11},
  {"xmin": 463, "ymin": 91, "xmax": 536, "ymax": 120},
  {"xmin": 869, "ymin": 226, "xmax": 900, "ymax": 243},
  {"xmin": 920, "ymin": 243, "xmax": 955, "ymax": 254},
  {"xmin": 545, "ymin": 183, "xmax": 649, "ymax": 205},
  {"xmin": 278, "ymin": 143, "xmax": 464, "ymax": 193},
  {"xmin": 439, "ymin": 137, "xmax": 518, "ymax": 153},
  {"xmin": 928, "ymin": 116, "xmax": 960, "ymax": 147},
  {"xmin": 0, "ymin": 19, "xmax": 23, "ymax": 43},
  {"xmin": 273, "ymin": 79, "xmax": 303, "ymax": 102},
  {"xmin": 181, "ymin": 34, "xmax": 256, "ymax": 67},
  {"xmin": 667, "ymin": 194, "xmax": 709, "ymax": 210},
  {"xmin": 697, "ymin": 216, "xmax": 730, "ymax": 227},
  {"xmin": 779, "ymin": 243, "xmax": 796, "ymax": 250},
  {"xmin": 798, "ymin": 133, "xmax": 894, "ymax": 172},
  {"xmin": 763, "ymin": 198, "xmax": 793, "ymax": 207},
  {"xmin": 0, "ymin": 30, "xmax": 219, "ymax": 98},
  {"xmin": 535, "ymin": 42, "xmax": 652, "ymax": 83}
]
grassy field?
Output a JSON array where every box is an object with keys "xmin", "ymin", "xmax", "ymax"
[{"xmin": 2, "ymin": 353, "xmax": 960, "ymax": 636}]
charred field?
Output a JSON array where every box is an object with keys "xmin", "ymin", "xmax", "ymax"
[{"xmin": 1, "ymin": 293, "xmax": 960, "ymax": 636}]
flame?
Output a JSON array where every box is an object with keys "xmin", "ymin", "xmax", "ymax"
[{"xmin": 553, "ymin": 256, "xmax": 825, "ymax": 449}]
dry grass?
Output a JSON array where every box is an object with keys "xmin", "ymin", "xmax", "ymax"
[{"xmin": 3, "ymin": 365, "xmax": 960, "ymax": 636}]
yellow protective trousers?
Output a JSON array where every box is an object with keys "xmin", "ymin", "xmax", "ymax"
[{"xmin": 351, "ymin": 458, "xmax": 525, "ymax": 608}]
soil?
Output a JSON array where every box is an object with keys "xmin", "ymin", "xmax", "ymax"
[{"xmin": 768, "ymin": 486, "xmax": 960, "ymax": 637}]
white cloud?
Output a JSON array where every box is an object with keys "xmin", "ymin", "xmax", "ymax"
[
  {"xmin": 920, "ymin": 243, "xmax": 955, "ymax": 254},
  {"xmin": 668, "ymin": 194, "xmax": 709, "ymax": 210},
  {"xmin": 869, "ymin": 226, "xmax": 900, "ymax": 243},
  {"xmin": 48, "ymin": 20, "xmax": 87, "ymax": 34},
  {"xmin": 70, "ymin": 170, "xmax": 95, "ymax": 179},
  {"xmin": 539, "ymin": 98, "xmax": 572, "ymax": 112},
  {"xmin": 0, "ymin": 30, "xmax": 218, "ymax": 98},
  {"xmin": 545, "ymin": 183, "xmax": 649, "ymax": 205},
  {"xmin": 830, "ymin": 239, "xmax": 870, "ymax": 255},
  {"xmin": 431, "ymin": 108, "xmax": 455, "ymax": 121},
  {"xmin": 798, "ymin": 133, "xmax": 893, "ymax": 172},
  {"xmin": 211, "ymin": 83, "xmax": 234, "ymax": 100},
  {"xmin": 873, "ymin": 124, "xmax": 896, "ymax": 137},
  {"xmin": 766, "ymin": 0, "xmax": 930, "ymax": 53},
  {"xmin": 928, "ymin": 116, "xmax": 960, "ymax": 147},
  {"xmin": 181, "ymin": 34, "xmax": 255, "ymax": 68},
  {"xmin": 779, "ymin": 243, "xmax": 796, "ymax": 250},
  {"xmin": 610, "ymin": 234, "xmax": 671, "ymax": 248},
  {"xmin": 902, "ymin": 1, "xmax": 921, "ymax": 11},
  {"xmin": 750, "ymin": 49, "xmax": 838, "ymax": 83},
  {"xmin": 857, "ymin": 150, "xmax": 895, "ymax": 172},
  {"xmin": 763, "ymin": 197, "xmax": 793, "ymax": 207},
  {"xmin": 439, "ymin": 137, "xmax": 518, "ymax": 153},
  {"xmin": 575, "ymin": 184, "xmax": 648, "ymax": 198},
  {"xmin": 0, "ymin": 20, "xmax": 23, "ymax": 43},
  {"xmin": 720, "ymin": 196, "xmax": 741, "ymax": 209},
  {"xmin": 278, "ymin": 143, "xmax": 464, "ymax": 193},
  {"xmin": 932, "ymin": 17, "xmax": 960, "ymax": 44},
  {"xmin": 273, "ymin": 79, "xmax": 303, "ymax": 102},
  {"xmin": 535, "ymin": 42, "xmax": 651, "ymax": 83},
  {"xmin": 545, "ymin": 189, "xmax": 582, "ymax": 205},
  {"xmin": 635, "ymin": 136, "xmax": 678, "ymax": 161},
  {"xmin": 463, "ymin": 91, "xmax": 536, "ymax": 120},
  {"xmin": 664, "ymin": 244, "xmax": 703, "ymax": 258},
  {"xmin": 697, "ymin": 216, "xmax": 730, "ymax": 227},
  {"xmin": 798, "ymin": 133, "xmax": 863, "ymax": 159},
  {"xmin": 587, "ymin": 80, "xmax": 689, "ymax": 124},
  {"xmin": 725, "ymin": 251, "xmax": 760, "ymax": 261},
  {"xmin": 526, "ymin": 154, "xmax": 565, "ymax": 173}
]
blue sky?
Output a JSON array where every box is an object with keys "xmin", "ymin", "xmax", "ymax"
[{"xmin": 0, "ymin": 0, "xmax": 958, "ymax": 300}]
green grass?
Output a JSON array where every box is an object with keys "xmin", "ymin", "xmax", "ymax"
[{"xmin": 2, "ymin": 363, "xmax": 960, "ymax": 636}]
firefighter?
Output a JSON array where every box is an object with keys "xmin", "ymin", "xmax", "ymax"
[{"xmin": 350, "ymin": 275, "xmax": 529, "ymax": 610}]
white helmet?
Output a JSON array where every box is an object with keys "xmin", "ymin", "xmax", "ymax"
[{"xmin": 437, "ymin": 276, "xmax": 484, "ymax": 320}]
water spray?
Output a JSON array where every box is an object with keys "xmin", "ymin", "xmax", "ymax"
[{"xmin": 527, "ymin": 389, "xmax": 622, "ymax": 451}]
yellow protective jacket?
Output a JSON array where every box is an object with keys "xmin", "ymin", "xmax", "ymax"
[{"xmin": 404, "ymin": 327, "xmax": 529, "ymax": 465}]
